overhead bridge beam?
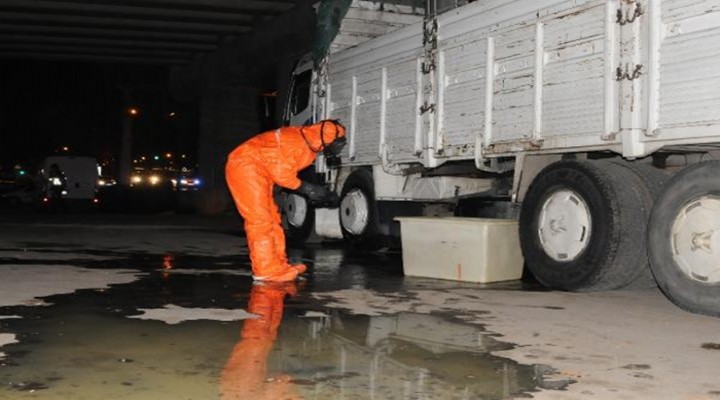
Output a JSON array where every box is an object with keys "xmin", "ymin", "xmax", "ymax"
[
  {"xmin": 0, "ymin": 43, "xmax": 194, "ymax": 59},
  {"xmin": 0, "ymin": 0, "xmax": 260, "ymax": 23},
  {"xmin": 29, "ymin": 0, "xmax": 298, "ymax": 15},
  {"xmin": 0, "ymin": 52, "xmax": 190, "ymax": 65},
  {"xmin": 0, "ymin": 23, "xmax": 220, "ymax": 43},
  {"xmin": 0, "ymin": 11, "xmax": 253, "ymax": 33},
  {"xmin": 0, "ymin": 34, "xmax": 220, "ymax": 51}
]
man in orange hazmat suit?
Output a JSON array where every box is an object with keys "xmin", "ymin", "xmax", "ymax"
[{"xmin": 225, "ymin": 120, "xmax": 346, "ymax": 282}]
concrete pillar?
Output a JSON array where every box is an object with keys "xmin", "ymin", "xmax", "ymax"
[
  {"xmin": 169, "ymin": 4, "xmax": 317, "ymax": 215},
  {"xmin": 118, "ymin": 89, "xmax": 134, "ymax": 186}
]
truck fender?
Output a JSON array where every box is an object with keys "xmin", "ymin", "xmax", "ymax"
[{"xmin": 512, "ymin": 154, "xmax": 563, "ymax": 203}]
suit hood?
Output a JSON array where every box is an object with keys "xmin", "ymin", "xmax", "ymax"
[{"xmin": 300, "ymin": 120, "xmax": 346, "ymax": 152}]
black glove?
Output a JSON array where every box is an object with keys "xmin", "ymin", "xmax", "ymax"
[{"xmin": 297, "ymin": 181, "xmax": 331, "ymax": 204}]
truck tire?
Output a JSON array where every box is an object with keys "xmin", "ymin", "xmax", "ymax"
[
  {"xmin": 339, "ymin": 169, "xmax": 382, "ymax": 249},
  {"xmin": 519, "ymin": 160, "xmax": 650, "ymax": 291},
  {"xmin": 282, "ymin": 192, "xmax": 315, "ymax": 245},
  {"xmin": 647, "ymin": 160, "xmax": 720, "ymax": 317},
  {"xmin": 607, "ymin": 160, "xmax": 670, "ymax": 289},
  {"xmin": 609, "ymin": 160, "xmax": 669, "ymax": 197}
]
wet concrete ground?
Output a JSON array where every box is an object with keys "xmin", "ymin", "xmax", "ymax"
[{"xmin": 0, "ymin": 212, "xmax": 719, "ymax": 399}]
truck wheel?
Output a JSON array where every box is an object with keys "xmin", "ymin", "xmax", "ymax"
[
  {"xmin": 519, "ymin": 160, "xmax": 649, "ymax": 291},
  {"xmin": 339, "ymin": 169, "xmax": 382, "ymax": 249},
  {"xmin": 282, "ymin": 192, "xmax": 315, "ymax": 244},
  {"xmin": 608, "ymin": 160, "xmax": 670, "ymax": 289},
  {"xmin": 609, "ymin": 160, "xmax": 669, "ymax": 197},
  {"xmin": 647, "ymin": 160, "xmax": 720, "ymax": 317}
]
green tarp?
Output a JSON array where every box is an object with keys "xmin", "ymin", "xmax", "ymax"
[{"xmin": 312, "ymin": 0, "xmax": 353, "ymax": 63}]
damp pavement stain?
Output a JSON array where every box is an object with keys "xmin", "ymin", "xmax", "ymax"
[
  {"xmin": 0, "ymin": 334, "xmax": 16, "ymax": 363},
  {"xmin": 129, "ymin": 304, "xmax": 258, "ymax": 325},
  {"xmin": 0, "ymin": 249, "xmax": 121, "ymax": 262},
  {"xmin": 0, "ymin": 265, "xmax": 143, "ymax": 307}
]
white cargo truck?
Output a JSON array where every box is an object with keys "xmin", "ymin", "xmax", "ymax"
[{"xmin": 281, "ymin": 0, "xmax": 720, "ymax": 316}]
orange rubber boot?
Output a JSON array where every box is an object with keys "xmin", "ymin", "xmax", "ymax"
[
  {"xmin": 253, "ymin": 264, "xmax": 305, "ymax": 282},
  {"xmin": 246, "ymin": 235, "xmax": 283, "ymax": 279},
  {"xmin": 270, "ymin": 216, "xmax": 289, "ymax": 266},
  {"xmin": 269, "ymin": 223, "xmax": 307, "ymax": 274}
]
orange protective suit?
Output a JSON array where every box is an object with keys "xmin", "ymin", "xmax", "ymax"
[
  {"xmin": 220, "ymin": 282, "xmax": 300, "ymax": 400},
  {"xmin": 225, "ymin": 121, "xmax": 346, "ymax": 281}
]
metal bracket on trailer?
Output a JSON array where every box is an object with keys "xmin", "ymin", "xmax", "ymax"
[{"xmin": 616, "ymin": 1, "xmax": 644, "ymax": 26}]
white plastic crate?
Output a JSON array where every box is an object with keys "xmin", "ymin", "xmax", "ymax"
[{"xmin": 396, "ymin": 217, "xmax": 524, "ymax": 283}]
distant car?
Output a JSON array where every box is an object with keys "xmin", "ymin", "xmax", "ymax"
[
  {"xmin": 172, "ymin": 175, "xmax": 202, "ymax": 191},
  {"xmin": 0, "ymin": 170, "xmax": 15, "ymax": 194},
  {"xmin": 0, "ymin": 184, "xmax": 37, "ymax": 206},
  {"xmin": 130, "ymin": 168, "xmax": 174, "ymax": 188},
  {"xmin": 97, "ymin": 176, "xmax": 117, "ymax": 187}
]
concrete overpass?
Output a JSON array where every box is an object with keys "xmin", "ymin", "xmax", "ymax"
[{"xmin": 0, "ymin": 0, "xmax": 318, "ymax": 213}]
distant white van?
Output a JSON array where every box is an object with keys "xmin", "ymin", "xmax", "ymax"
[{"xmin": 39, "ymin": 156, "xmax": 99, "ymax": 201}]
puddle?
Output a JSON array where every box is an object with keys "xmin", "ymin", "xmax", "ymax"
[{"xmin": 0, "ymin": 245, "xmax": 565, "ymax": 399}]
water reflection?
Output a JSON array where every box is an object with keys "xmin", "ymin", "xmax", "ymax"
[
  {"xmin": 221, "ymin": 282, "xmax": 299, "ymax": 400},
  {"xmin": 218, "ymin": 279, "xmax": 541, "ymax": 399},
  {"xmin": 0, "ymin": 270, "xmax": 551, "ymax": 399},
  {"xmin": 273, "ymin": 311, "xmax": 539, "ymax": 399}
]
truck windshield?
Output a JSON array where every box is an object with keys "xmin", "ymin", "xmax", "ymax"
[{"xmin": 289, "ymin": 70, "xmax": 311, "ymax": 116}]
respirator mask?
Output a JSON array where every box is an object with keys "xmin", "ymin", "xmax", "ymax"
[{"xmin": 319, "ymin": 120, "xmax": 346, "ymax": 167}]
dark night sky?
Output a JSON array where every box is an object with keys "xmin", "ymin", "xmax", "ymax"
[{"xmin": 0, "ymin": 60, "xmax": 199, "ymax": 173}]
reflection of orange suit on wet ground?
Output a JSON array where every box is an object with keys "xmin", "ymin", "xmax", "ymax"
[
  {"xmin": 220, "ymin": 282, "xmax": 300, "ymax": 400},
  {"xmin": 225, "ymin": 121, "xmax": 346, "ymax": 281}
]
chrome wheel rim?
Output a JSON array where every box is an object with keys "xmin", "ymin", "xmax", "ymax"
[
  {"xmin": 671, "ymin": 195, "xmax": 720, "ymax": 284},
  {"xmin": 284, "ymin": 193, "xmax": 308, "ymax": 228},
  {"xmin": 538, "ymin": 189, "xmax": 592, "ymax": 262},
  {"xmin": 340, "ymin": 189, "xmax": 369, "ymax": 235}
]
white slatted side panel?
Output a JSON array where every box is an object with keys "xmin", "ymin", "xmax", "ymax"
[
  {"xmin": 327, "ymin": 73, "xmax": 353, "ymax": 160},
  {"xmin": 353, "ymin": 69, "xmax": 384, "ymax": 164},
  {"xmin": 657, "ymin": 1, "xmax": 720, "ymax": 132},
  {"xmin": 385, "ymin": 58, "xmax": 422, "ymax": 162},
  {"xmin": 542, "ymin": 3, "xmax": 606, "ymax": 137},
  {"xmin": 492, "ymin": 24, "xmax": 536, "ymax": 143},
  {"xmin": 431, "ymin": 0, "xmax": 610, "ymax": 160},
  {"xmin": 437, "ymin": 36, "xmax": 488, "ymax": 153},
  {"xmin": 662, "ymin": 0, "xmax": 720, "ymax": 20},
  {"xmin": 327, "ymin": 22, "xmax": 424, "ymax": 165}
]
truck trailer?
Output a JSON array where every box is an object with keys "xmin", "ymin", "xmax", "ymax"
[{"xmin": 281, "ymin": 0, "xmax": 720, "ymax": 316}]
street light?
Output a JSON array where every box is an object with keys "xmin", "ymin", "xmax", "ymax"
[{"xmin": 120, "ymin": 106, "xmax": 140, "ymax": 185}]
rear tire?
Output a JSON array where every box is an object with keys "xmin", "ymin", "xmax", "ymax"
[
  {"xmin": 519, "ymin": 160, "xmax": 650, "ymax": 291},
  {"xmin": 608, "ymin": 160, "xmax": 670, "ymax": 289},
  {"xmin": 648, "ymin": 161, "xmax": 720, "ymax": 317}
]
